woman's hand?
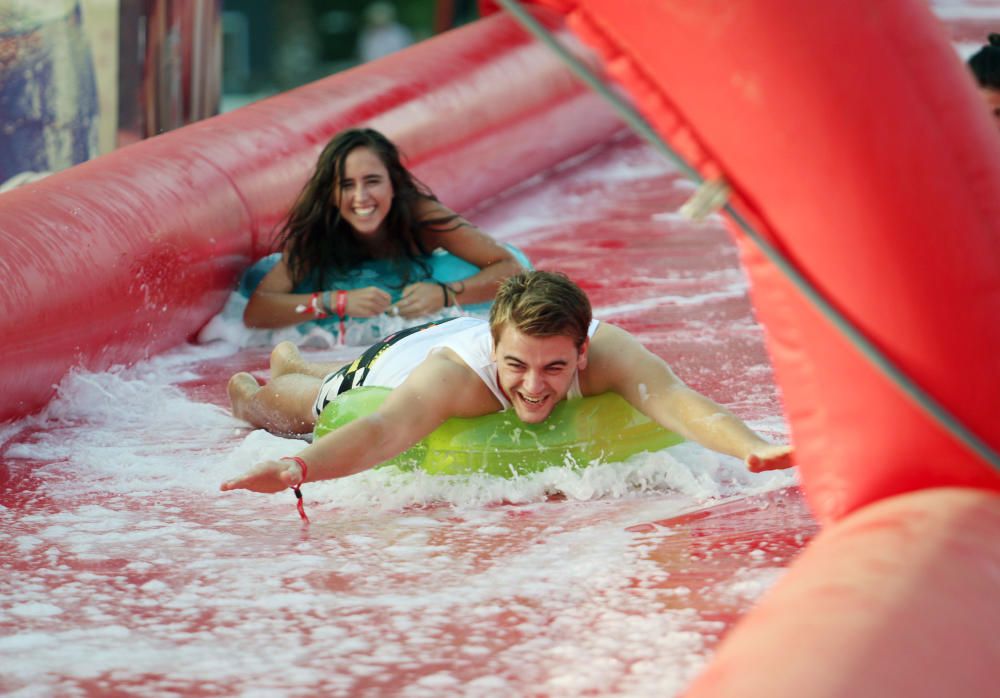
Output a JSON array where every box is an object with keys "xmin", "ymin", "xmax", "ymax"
[
  {"xmin": 396, "ymin": 282, "xmax": 449, "ymax": 318},
  {"xmin": 343, "ymin": 287, "xmax": 393, "ymax": 318},
  {"xmin": 220, "ymin": 459, "xmax": 304, "ymax": 494}
]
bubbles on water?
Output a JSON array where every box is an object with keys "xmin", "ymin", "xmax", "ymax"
[{"xmin": 223, "ymin": 425, "xmax": 794, "ymax": 514}]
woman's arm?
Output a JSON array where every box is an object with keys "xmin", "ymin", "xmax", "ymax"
[
  {"xmin": 395, "ymin": 200, "xmax": 525, "ymax": 317},
  {"xmin": 243, "ymin": 256, "xmax": 392, "ymax": 328}
]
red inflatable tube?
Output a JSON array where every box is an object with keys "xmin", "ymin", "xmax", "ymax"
[
  {"xmin": 684, "ymin": 488, "xmax": 1000, "ymax": 697},
  {"xmin": 0, "ymin": 8, "xmax": 621, "ymax": 424},
  {"xmin": 504, "ymin": 0, "xmax": 1000, "ymax": 520}
]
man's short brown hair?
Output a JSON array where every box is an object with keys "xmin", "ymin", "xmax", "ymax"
[{"xmin": 489, "ymin": 270, "xmax": 592, "ymax": 348}]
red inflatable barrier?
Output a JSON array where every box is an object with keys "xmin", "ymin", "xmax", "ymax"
[
  {"xmin": 477, "ymin": 2, "xmax": 1000, "ymax": 694},
  {"xmin": 0, "ymin": 8, "xmax": 621, "ymax": 424},
  {"xmin": 684, "ymin": 488, "xmax": 1000, "ymax": 698},
  {"xmin": 491, "ymin": 0, "xmax": 1000, "ymax": 521}
]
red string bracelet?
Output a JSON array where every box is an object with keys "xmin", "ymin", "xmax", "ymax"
[
  {"xmin": 280, "ymin": 456, "xmax": 310, "ymax": 522},
  {"xmin": 335, "ymin": 290, "xmax": 348, "ymax": 345}
]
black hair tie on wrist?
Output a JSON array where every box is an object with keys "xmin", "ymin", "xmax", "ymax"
[{"xmin": 437, "ymin": 281, "xmax": 450, "ymax": 308}]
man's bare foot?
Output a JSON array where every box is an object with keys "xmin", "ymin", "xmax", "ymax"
[
  {"xmin": 228, "ymin": 372, "xmax": 261, "ymax": 423},
  {"xmin": 270, "ymin": 341, "xmax": 306, "ymax": 378}
]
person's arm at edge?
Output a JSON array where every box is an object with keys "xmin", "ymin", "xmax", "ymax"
[
  {"xmin": 584, "ymin": 323, "xmax": 794, "ymax": 473},
  {"xmin": 220, "ymin": 352, "xmax": 499, "ymax": 492}
]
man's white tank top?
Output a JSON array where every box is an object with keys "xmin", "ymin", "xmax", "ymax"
[{"xmin": 313, "ymin": 317, "xmax": 599, "ymax": 416}]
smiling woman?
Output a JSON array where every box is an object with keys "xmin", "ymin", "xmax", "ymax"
[{"xmin": 241, "ymin": 127, "xmax": 528, "ymax": 337}]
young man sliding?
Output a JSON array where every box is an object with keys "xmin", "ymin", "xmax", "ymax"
[{"xmin": 221, "ymin": 270, "xmax": 793, "ymax": 495}]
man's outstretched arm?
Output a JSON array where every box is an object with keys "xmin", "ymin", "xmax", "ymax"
[
  {"xmin": 221, "ymin": 354, "xmax": 496, "ymax": 493},
  {"xmin": 587, "ymin": 324, "xmax": 794, "ymax": 472}
]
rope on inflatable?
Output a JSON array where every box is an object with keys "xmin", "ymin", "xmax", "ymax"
[{"xmin": 495, "ymin": 0, "xmax": 1000, "ymax": 474}]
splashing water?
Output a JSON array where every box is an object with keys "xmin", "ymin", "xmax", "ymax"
[{"xmin": 1, "ymin": 136, "xmax": 811, "ymax": 697}]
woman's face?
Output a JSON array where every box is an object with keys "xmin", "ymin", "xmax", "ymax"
[{"xmin": 335, "ymin": 146, "xmax": 395, "ymax": 238}]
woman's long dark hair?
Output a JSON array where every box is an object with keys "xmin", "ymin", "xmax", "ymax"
[{"xmin": 275, "ymin": 128, "xmax": 460, "ymax": 289}]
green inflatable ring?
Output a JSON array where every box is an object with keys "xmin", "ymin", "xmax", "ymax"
[{"xmin": 314, "ymin": 386, "xmax": 684, "ymax": 477}]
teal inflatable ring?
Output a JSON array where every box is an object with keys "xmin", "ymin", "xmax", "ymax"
[{"xmin": 314, "ymin": 386, "xmax": 684, "ymax": 477}]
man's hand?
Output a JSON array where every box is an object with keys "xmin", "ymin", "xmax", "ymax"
[
  {"xmin": 220, "ymin": 459, "xmax": 304, "ymax": 494},
  {"xmin": 745, "ymin": 444, "xmax": 795, "ymax": 473}
]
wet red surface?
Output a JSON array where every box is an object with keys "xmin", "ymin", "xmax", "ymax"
[{"xmin": 0, "ymin": 136, "xmax": 809, "ymax": 696}]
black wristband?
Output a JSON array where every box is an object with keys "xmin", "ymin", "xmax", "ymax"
[{"xmin": 437, "ymin": 281, "xmax": 450, "ymax": 308}]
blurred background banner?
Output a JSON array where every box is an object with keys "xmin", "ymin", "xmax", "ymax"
[
  {"xmin": 0, "ymin": 0, "xmax": 99, "ymax": 187},
  {"xmin": 0, "ymin": 0, "xmax": 222, "ymax": 188},
  {"xmin": 117, "ymin": 0, "xmax": 222, "ymax": 146},
  {"xmin": 0, "ymin": 1, "xmax": 477, "ymax": 190}
]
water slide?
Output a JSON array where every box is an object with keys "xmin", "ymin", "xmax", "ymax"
[{"xmin": 2, "ymin": 1, "xmax": 998, "ymax": 695}]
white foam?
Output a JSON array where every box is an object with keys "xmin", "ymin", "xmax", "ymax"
[
  {"xmin": 2, "ymin": 341, "xmax": 792, "ymax": 695},
  {"xmin": 199, "ymin": 290, "xmax": 480, "ymax": 350}
]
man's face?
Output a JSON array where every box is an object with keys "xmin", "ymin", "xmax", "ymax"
[
  {"xmin": 493, "ymin": 325, "xmax": 589, "ymax": 424},
  {"xmin": 980, "ymin": 87, "xmax": 1000, "ymax": 130}
]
